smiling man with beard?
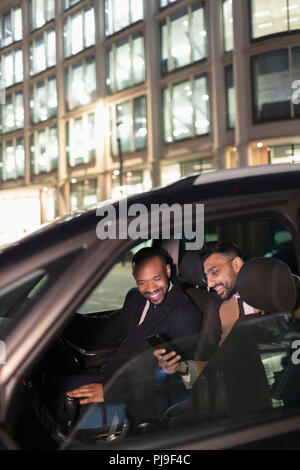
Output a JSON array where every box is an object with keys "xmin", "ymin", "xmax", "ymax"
[
  {"xmin": 154, "ymin": 242, "xmax": 261, "ymax": 386},
  {"xmin": 66, "ymin": 247, "xmax": 202, "ymax": 426}
]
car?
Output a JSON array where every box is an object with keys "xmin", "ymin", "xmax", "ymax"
[{"xmin": 0, "ymin": 163, "xmax": 300, "ymax": 450}]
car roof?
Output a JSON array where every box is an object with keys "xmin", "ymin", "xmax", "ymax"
[{"xmin": 1, "ymin": 163, "xmax": 300, "ymax": 261}]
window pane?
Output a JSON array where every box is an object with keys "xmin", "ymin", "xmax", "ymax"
[
  {"xmin": 37, "ymin": 130, "xmax": 47, "ymax": 173},
  {"xmin": 172, "ymin": 81, "xmax": 193, "ymax": 140},
  {"xmin": 71, "ymin": 62, "xmax": 84, "ymax": 108},
  {"xmin": 15, "ymin": 50, "xmax": 23, "ymax": 83},
  {"xmin": 87, "ymin": 114, "xmax": 95, "ymax": 158},
  {"xmin": 35, "ymin": 36, "xmax": 46, "ymax": 74},
  {"xmin": 251, "ymin": 0, "xmax": 288, "ymax": 39},
  {"xmin": 117, "ymin": 101, "xmax": 132, "ymax": 153},
  {"xmin": 130, "ymin": 0, "xmax": 143, "ymax": 24},
  {"xmin": 49, "ymin": 127, "xmax": 58, "ymax": 170},
  {"xmin": 85, "ymin": 57, "xmax": 96, "ymax": 103},
  {"xmin": 134, "ymin": 96, "xmax": 147, "ymax": 150},
  {"xmin": 35, "ymin": 0, "xmax": 46, "ymax": 29},
  {"xmin": 225, "ymin": 65, "xmax": 235, "ymax": 128},
  {"xmin": 107, "ymin": 46, "xmax": 114, "ymax": 91},
  {"xmin": 47, "ymin": 30, "xmax": 56, "ymax": 67},
  {"xmin": 194, "ymin": 76, "xmax": 210, "ymax": 135},
  {"xmin": 163, "ymin": 88, "xmax": 172, "ymax": 142},
  {"xmin": 47, "ymin": 0, "xmax": 55, "ymax": 22},
  {"xmin": 36, "ymin": 81, "xmax": 47, "ymax": 121},
  {"xmin": 14, "ymin": 7, "xmax": 22, "ymax": 41},
  {"xmin": 15, "ymin": 92, "xmax": 24, "ymax": 129},
  {"xmin": 4, "ymin": 53, "xmax": 13, "ymax": 87},
  {"xmin": 132, "ymin": 35, "xmax": 145, "ymax": 84},
  {"xmin": 4, "ymin": 12, "xmax": 12, "ymax": 46},
  {"xmin": 223, "ymin": 0, "xmax": 233, "ymax": 51},
  {"xmin": 5, "ymin": 141, "xmax": 15, "ymax": 180},
  {"xmin": 71, "ymin": 12, "xmax": 83, "ymax": 55},
  {"xmin": 48, "ymin": 77, "xmax": 57, "ymax": 117},
  {"xmin": 252, "ymin": 50, "xmax": 290, "ymax": 122},
  {"xmin": 289, "ymin": 1, "xmax": 300, "ymax": 30},
  {"xmin": 115, "ymin": 40, "xmax": 131, "ymax": 90},
  {"xmin": 192, "ymin": 5, "xmax": 206, "ymax": 61},
  {"xmin": 84, "ymin": 6, "xmax": 95, "ymax": 48},
  {"xmin": 292, "ymin": 47, "xmax": 300, "ymax": 118},
  {"xmin": 170, "ymin": 11, "xmax": 190, "ymax": 69},
  {"xmin": 161, "ymin": 21, "xmax": 168, "ymax": 74},
  {"xmin": 114, "ymin": 0, "xmax": 130, "ymax": 32},
  {"xmin": 4, "ymin": 95, "xmax": 14, "ymax": 132},
  {"xmin": 71, "ymin": 118, "xmax": 85, "ymax": 165},
  {"xmin": 16, "ymin": 138, "xmax": 25, "ymax": 178}
]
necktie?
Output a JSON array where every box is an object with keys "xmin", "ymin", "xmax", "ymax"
[{"xmin": 237, "ymin": 297, "xmax": 245, "ymax": 318}]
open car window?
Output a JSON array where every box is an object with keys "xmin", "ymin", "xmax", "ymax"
[{"xmin": 54, "ymin": 311, "xmax": 300, "ymax": 449}]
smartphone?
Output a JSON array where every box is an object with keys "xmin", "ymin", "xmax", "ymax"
[{"xmin": 146, "ymin": 333, "xmax": 186, "ymax": 360}]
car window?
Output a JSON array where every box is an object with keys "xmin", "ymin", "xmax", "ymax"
[
  {"xmin": 0, "ymin": 250, "xmax": 82, "ymax": 339},
  {"xmin": 180, "ymin": 217, "xmax": 298, "ymax": 275},
  {"xmin": 58, "ymin": 311, "xmax": 300, "ymax": 449},
  {"xmin": 77, "ymin": 240, "xmax": 153, "ymax": 314}
]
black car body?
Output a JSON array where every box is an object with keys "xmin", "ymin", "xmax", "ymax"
[{"xmin": 0, "ymin": 163, "xmax": 300, "ymax": 450}]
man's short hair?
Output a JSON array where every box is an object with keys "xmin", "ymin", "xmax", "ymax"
[
  {"xmin": 132, "ymin": 247, "xmax": 168, "ymax": 269},
  {"xmin": 199, "ymin": 241, "xmax": 244, "ymax": 263}
]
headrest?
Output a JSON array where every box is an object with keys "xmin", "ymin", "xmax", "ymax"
[
  {"xmin": 237, "ymin": 257, "xmax": 296, "ymax": 313},
  {"xmin": 179, "ymin": 251, "xmax": 205, "ymax": 286}
]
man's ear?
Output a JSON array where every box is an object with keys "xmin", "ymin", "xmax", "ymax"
[
  {"xmin": 166, "ymin": 263, "xmax": 171, "ymax": 278},
  {"xmin": 233, "ymin": 257, "xmax": 244, "ymax": 273}
]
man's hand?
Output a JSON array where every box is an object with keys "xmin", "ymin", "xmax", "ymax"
[
  {"xmin": 67, "ymin": 383, "xmax": 104, "ymax": 405},
  {"xmin": 153, "ymin": 348, "xmax": 188, "ymax": 375}
]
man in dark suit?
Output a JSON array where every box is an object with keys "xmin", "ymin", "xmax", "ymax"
[{"xmin": 67, "ymin": 247, "xmax": 203, "ymax": 425}]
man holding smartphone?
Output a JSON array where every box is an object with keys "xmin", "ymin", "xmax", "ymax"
[
  {"xmin": 66, "ymin": 246, "xmax": 202, "ymax": 425},
  {"xmin": 154, "ymin": 241, "xmax": 254, "ymax": 389}
]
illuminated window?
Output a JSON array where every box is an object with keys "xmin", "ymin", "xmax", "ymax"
[
  {"xmin": 30, "ymin": 30, "xmax": 56, "ymax": 76},
  {"xmin": 30, "ymin": 127, "xmax": 58, "ymax": 176},
  {"xmin": 225, "ymin": 65, "xmax": 235, "ymax": 128},
  {"xmin": 64, "ymin": 5, "xmax": 95, "ymax": 58},
  {"xmin": 66, "ymin": 113, "xmax": 96, "ymax": 167},
  {"xmin": 110, "ymin": 96, "xmax": 147, "ymax": 156},
  {"xmin": 222, "ymin": 0, "xmax": 233, "ymax": 52},
  {"xmin": 105, "ymin": 0, "xmax": 143, "ymax": 36},
  {"xmin": 107, "ymin": 33, "xmax": 145, "ymax": 93},
  {"xmin": 0, "ymin": 49, "xmax": 23, "ymax": 87},
  {"xmin": 161, "ymin": 3, "xmax": 206, "ymax": 74},
  {"xmin": 64, "ymin": 0, "xmax": 83, "ymax": 10},
  {"xmin": 269, "ymin": 144, "xmax": 300, "ymax": 164},
  {"xmin": 250, "ymin": 0, "xmax": 300, "ymax": 39},
  {"xmin": 163, "ymin": 75, "xmax": 210, "ymax": 143},
  {"xmin": 0, "ymin": 91, "xmax": 24, "ymax": 133},
  {"xmin": 0, "ymin": 138, "xmax": 25, "ymax": 181},
  {"xmin": 160, "ymin": 0, "xmax": 182, "ymax": 7},
  {"xmin": 30, "ymin": 77, "xmax": 57, "ymax": 123},
  {"xmin": 0, "ymin": 7, "xmax": 22, "ymax": 48},
  {"xmin": 65, "ymin": 56, "xmax": 96, "ymax": 110},
  {"xmin": 111, "ymin": 169, "xmax": 152, "ymax": 199},
  {"xmin": 70, "ymin": 179, "xmax": 97, "ymax": 211},
  {"xmin": 29, "ymin": 0, "xmax": 55, "ymax": 31},
  {"xmin": 252, "ymin": 48, "xmax": 300, "ymax": 122},
  {"xmin": 161, "ymin": 158, "xmax": 213, "ymax": 186}
]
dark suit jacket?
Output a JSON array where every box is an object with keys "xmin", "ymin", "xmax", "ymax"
[{"xmin": 102, "ymin": 279, "xmax": 203, "ymax": 385}]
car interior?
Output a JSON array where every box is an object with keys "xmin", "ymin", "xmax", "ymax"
[{"xmin": 1, "ymin": 212, "xmax": 300, "ymax": 449}]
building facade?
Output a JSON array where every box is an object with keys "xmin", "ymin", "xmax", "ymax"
[{"xmin": 0, "ymin": 0, "xmax": 299, "ymax": 243}]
